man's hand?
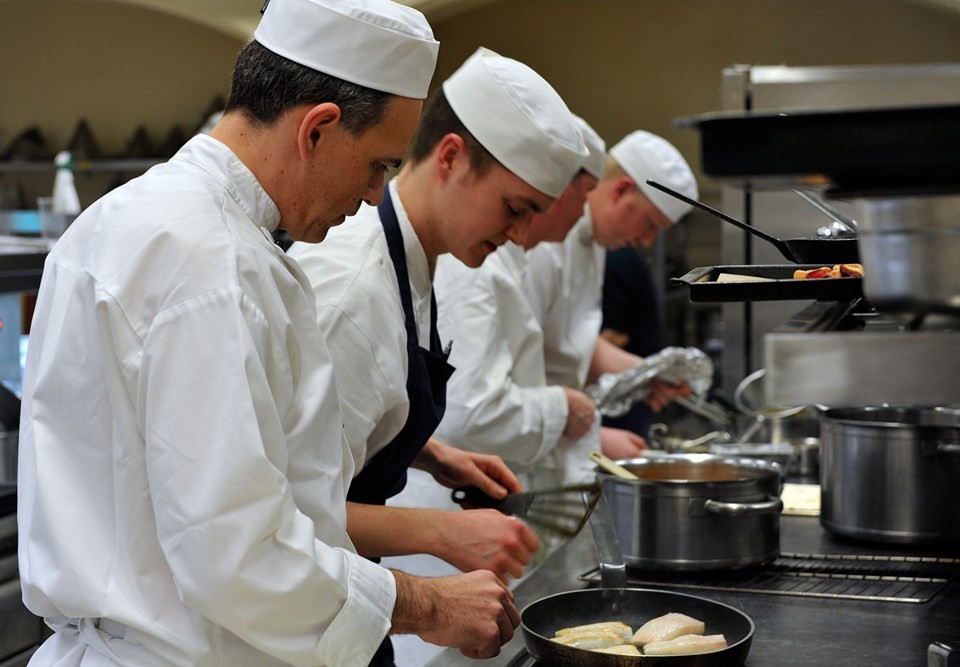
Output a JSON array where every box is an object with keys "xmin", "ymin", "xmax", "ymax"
[
  {"xmin": 391, "ymin": 570, "xmax": 520, "ymax": 659},
  {"xmin": 562, "ymin": 387, "xmax": 597, "ymax": 438},
  {"xmin": 414, "ymin": 438, "xmax": 522, "ymax": 499},
  {"xmin": 432, "ymin": 509, "xmax": 540, "ymax": 582},
  {"xmin": 600, "ymin": 426, "xmax": 648, "ymax": 460},
  {"xmin": 646, "ymin": 378, "xmax": 692, "ymax": 412}
]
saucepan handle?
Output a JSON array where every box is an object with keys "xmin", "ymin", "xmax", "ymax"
[
  {"xmin": 704, "ymin": 496, "xmax": 784, "ymax": 517},
  {"xmin": 921, "ymin": 441, "xmax": 960, "ymax": 457}
]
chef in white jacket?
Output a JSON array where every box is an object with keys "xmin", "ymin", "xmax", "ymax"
[
  {"xmin": 429, "ymin": 118, "xmax": 611, "ymax": 493},
  {"xmin": 394, "ymin": 128, "xmax": 694, "ymax": 553},
  {"xmin": 378, "ymin": 116, "xmax": 599, "ymax": 667},
  {"xmin": 524, "ymin": 130, "xmax": 697, "ymax": 417},
  {"xmin": 17, "ymin": 2, "xmax": 522, "ymax": 666},
  {"xmin": 287, "ymin": 48, "xmax": 586, "ymax": 666}
]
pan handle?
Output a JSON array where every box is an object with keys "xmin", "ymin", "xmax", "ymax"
[
  {"xmin": 647, "ymin": 179, "xmax": 801, "ymax": 262},
  {"xmin": 703, "ymin": 496, "xmax": 784, "ymax": 517},
  {"xmin": 587, "ymin": 492, "xmax": 628, "ymax": 588}
]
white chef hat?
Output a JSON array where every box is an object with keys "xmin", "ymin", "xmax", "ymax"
[
  {"xmin": 254, "ymin": 0, "xmax": 439, "ymax": 99},
  {"xmin": 442, "ymin": 47, "xmax": 587, "ymax": 198},
  {"xmin": 609, "ymin": 130, "xmax": 698, "ymax": 223},
  {"xmin": 574, "ymin": 116, "xmax": 606, "ymax": 181}
]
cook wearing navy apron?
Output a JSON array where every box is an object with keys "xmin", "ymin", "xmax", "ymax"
[{"xmin": 347, "ymin": 185, "xmax": 455, "ymax": 667}]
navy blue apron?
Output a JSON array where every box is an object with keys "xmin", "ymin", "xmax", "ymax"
[{"xmin": 347, "ymin": 186, "xmax": 454, "ymax": 667}]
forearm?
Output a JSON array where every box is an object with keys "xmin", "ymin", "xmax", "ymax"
[
  {"xmin": 587, "ymin": 335, "xmax": 644, "ymax": 383},
  {"xmin": 347, "ymin": 502, "xmax": 445, "ymax": 559}
]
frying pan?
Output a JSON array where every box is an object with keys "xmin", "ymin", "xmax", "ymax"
[
  {"xmin": 520, "ymin": 588, "xmax": 754, "ymax": 666},
  {"xmin": 646, "ymin": 179, "xmax": 860, "ymax": 265}
]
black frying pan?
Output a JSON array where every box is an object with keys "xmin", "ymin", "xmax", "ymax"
[
  {"xmin": 646, "ymin": 179, "xmax": 859, "ymax": 265},
  {"xmin": 521, "ymin": 587, "xmax": 754, "ymax": 666}
]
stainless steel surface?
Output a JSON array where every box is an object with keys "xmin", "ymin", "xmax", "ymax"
[
  {"xmin": 427, "ymin": 513, "xmax": 960, "ymax": 667},
  {"xmin": 600, "ymin": 455, "xmax": 781, "ymax": 570},
  {"xmin": 929, "ymin": 640, "xmax": 960, "ymax": 667},
  {"xmin": 765, "ymin": 331, "xmax": 960, "ymax": 407},
  {"xmin": 855, "ymin": 195, "xmax": 960, "ymax": 314},
  {"xmin": 717, "ymin": 63, "xmax": 960, "ymax": 399},
  {"xmin": 819, "ymin": 406, "xmax": 960, "ymax": 544}
]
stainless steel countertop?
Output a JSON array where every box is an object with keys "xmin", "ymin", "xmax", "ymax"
[{"xmin": 426, "ymin": 511, "xmax": 960, "ymax": 666}]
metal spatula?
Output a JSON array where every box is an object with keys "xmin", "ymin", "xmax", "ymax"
[{"xmin": 451, "ymin": 483, "xmax": 602, "ymax": 537}]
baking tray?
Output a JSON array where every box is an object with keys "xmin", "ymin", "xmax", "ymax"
[
  {"xmin": 671, "ymin": 265, "xmax": 864, "ymax": 302},
  {"xmin": 677, "ymin": 104, "xmax": 960, "ymax": 195}
]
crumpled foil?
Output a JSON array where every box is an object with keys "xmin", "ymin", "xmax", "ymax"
[{"xmin": 585, "ymin": 347, "xmax": 713, "ymax": 417}]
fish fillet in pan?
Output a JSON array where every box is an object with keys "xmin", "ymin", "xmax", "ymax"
[
  {"xmin": 643, "ymin": 634, "xmax": 728, "ymax": 656},
  {"xmin": 631, "ymin": 612, "xmax": 705, "ymax": 647}
]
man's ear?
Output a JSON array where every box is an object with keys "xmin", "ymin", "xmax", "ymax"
[
  {"xmin": 297, "ymin": 102, "xmax": 342, "ymax": 160},
  {"xmin": 434, "ymin": 133, "xmax": 467, "ymax": 182},
  {"xmin": 612, "ymin": 176, "xmax": 637, "ymax": 200}
]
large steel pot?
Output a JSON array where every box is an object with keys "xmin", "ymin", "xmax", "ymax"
[
  {"xmin": 521, "ymin": 588, "xmax": 754, "ymax": 666},
  {"xmin": 820, "ymin": 406, "xmax": 960, "ymax": 544},
  {"xmin": 854, "ymin": 194, "xmax": 960, "ymax": 315},
  {"xmin": 599, "ymin": 454, "xmax": 782, "ymax": 570}
]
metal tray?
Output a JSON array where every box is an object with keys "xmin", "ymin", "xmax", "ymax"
[
  {"xmin": 671, "ymin": 265, "xmax": 863, "ymax": 302},
  {"xmin": 677, "ymin": 104, "xmax": 960, "ymax": 195}
]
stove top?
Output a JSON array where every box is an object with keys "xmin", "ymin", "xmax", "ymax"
[{"xmin": 577, "ymin": 551, "xmax": 960, "ymax": 605}]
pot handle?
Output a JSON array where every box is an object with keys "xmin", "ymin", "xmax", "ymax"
[
  {"xmin": 921, "ymin": 441, "xmax": 960, "ymax": 457},
  {"xmin": 704, "ymin": 496, "xmax": 784, "ymax": 517}
]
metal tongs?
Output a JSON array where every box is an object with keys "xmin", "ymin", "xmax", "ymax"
[{"xmin": 452, "ymin": 482, "xmax": 603, "ymax": 538}]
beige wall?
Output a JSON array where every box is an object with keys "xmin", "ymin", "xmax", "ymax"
[
  {"xmin": 426, "ymin": 0, "xmax": 960, "ymax": 192},
  {"xmin": 2, "ymin": 0, "xmax": 960, "ymax": 215},
  {"xmin": 0, "ymin": 0, "xmax": 244, "ymax": 205}
]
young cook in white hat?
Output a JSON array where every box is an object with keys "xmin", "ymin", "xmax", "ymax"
[
  {"xmin": 524, "ymin": 130, "xmax": 697, "ymax": 455},
  {"xmin": 16, "ymin": 1, "xmax": 529, "ymax": 665},
  {"xmin": 287, "ymin": 46, "xmax": 586, "ymax": 664}
]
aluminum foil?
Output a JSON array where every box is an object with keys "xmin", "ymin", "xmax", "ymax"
[{"xmin": 586, "ymin": 347, "xmax": 714, "ymax": 417}]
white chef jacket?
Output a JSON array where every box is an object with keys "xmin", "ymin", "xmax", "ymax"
[
  {"xmin": 287, "ymin": 179, "xmax": 435, "ymax": 474},
  {"xmin": 17, "ymin": 135, "xmax": 395, "ymax": 667},
  {"xmin": 525, "ymin": 209, "xmax": 606, "ymax": 390},
  {"xmin": 431, "ymin": 243, "xmax": 597, "ymax": 491}
]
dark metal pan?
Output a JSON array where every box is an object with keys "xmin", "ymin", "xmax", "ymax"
[
  {"xmin": 646, "ymin": 179, "xmax": 859, "ymax": 265},
  {"xmin": 520, "ymin": 587, "xmax": 754, "ymax": 666}
]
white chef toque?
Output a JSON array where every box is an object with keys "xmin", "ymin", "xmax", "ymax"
[
  {"xmin": 254, "ymin": 0, "xmax": 439, "ymax": 99},
  {"xmin": 609, "ymin": 130, "xmax": 698, "ymax": 223},
  {"xmin": 574, "ymin": 116, "xmax": 606, "ymax": 181},
  {"xmin": 442, "ymin": 47, "xmax": 587, "ymax": 198}
]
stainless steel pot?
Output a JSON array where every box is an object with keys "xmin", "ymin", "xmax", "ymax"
[
  {"xmin": 854, "ymin": 194, "xmax": 960, "ymax": 315},
  {"xmin": 599, "ymin": 454, "xmax": 782, "ymax": 570},
  {"xmin": 820, "ymin": 406, "xmax": 960, "ymax": 544}
]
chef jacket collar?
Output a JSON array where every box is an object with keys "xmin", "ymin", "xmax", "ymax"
[{"xmin": 176, "ymin": 135, "xmax": 281, "ymax": 232}]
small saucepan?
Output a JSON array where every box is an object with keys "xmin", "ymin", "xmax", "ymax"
[
  {"xmin": 646, "ymin": 179, "xmax": 860, "ymax": 265},
  {"xmin": 520, "ymin": 587, "xmax": 754, "ymax": 666}
]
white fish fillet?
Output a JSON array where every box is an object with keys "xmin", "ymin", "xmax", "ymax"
[
  {"xmin": 556, "ymin": 621, "xmax": 633, "ymax": 641},
  {"xmin": 631, "ymin": 612, "xmax": 705, "ymax": 647},
  {"xmin": 643, "ymin": 633, "xmax": 728, "ymax": 656},
  {"xmin": 593, "ymin": 644, "xmax": 643, "ymax": 655},
  {"xmin": 551, "ymin": 631, "xmax": 626, "ymax": 650}
]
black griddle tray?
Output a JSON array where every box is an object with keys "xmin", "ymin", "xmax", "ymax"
[
  {"xmin": 671, "ymin": 265, "xmax": 863, "ymax": 302},
  {"xmin": 677, "ymin": 103, "xmax": 960, "ymax": 195}
]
